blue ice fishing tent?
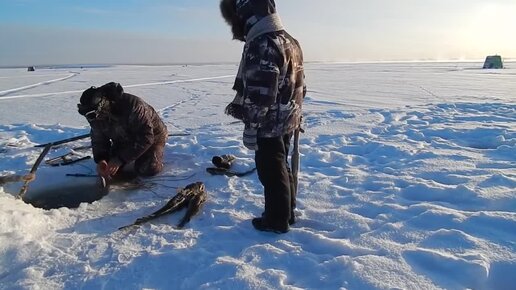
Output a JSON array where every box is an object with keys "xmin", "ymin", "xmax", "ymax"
[{"xmin": 483, "ymin": 55, "xmax": 504, "ymax": 69}]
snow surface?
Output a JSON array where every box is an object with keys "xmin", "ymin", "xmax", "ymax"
[{"xmin": 0, "ymin": 62, "xmax": 515, "ymax": 290}]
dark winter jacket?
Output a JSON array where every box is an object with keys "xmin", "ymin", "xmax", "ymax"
[
  {"xmin": 85, "ymin": 83, "xmax": 168, "ymax": 164},
  {"xmin": 227, "ymin": 0, "xmax": 306, "ymax": 139}
]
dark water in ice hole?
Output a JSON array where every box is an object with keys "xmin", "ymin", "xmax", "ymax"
[
  {"xmin": 21, "ymin": 169, "xmax": 140, "ymax": 210},
  {"xmin": 23, "ymin": 182, "xmax": 109, "ymax": 210}
]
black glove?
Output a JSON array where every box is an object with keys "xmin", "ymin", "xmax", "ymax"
[{"xmin": 211, "ymin": 154, "xmax": 236, "ymax": 170}]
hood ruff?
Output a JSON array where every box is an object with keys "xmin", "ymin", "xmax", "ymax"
[
  {"xmin": 245, "ymin": 13, "xmax": 284, "ymax": 43},
  {"xmin": 236, "ymin": 0, "xmax": 277, "ymax": 36}
]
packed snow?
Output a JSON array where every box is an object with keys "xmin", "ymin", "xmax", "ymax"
[{"xmin": 0, "ymin": 62, "xmax": 515, "ymax": 290}]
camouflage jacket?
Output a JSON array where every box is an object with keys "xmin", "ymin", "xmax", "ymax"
[
  {"xmin": 228, "ymin": 4, "xmax": 306, "ymax": 138},
  {"xmin": 89, "ymin": 93, "xmax": 167, "ymax": 164}
]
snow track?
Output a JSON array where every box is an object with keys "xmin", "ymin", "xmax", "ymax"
[
  {"xmin": 0, "ymin": 75, "xmax": 234, "ymax": 101},
  {"xmin": 0, "ymin": 73, "xmax": 78, "ymax": 97}
]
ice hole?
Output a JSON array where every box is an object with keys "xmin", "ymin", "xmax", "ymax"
[{"xmin": 22, "ymin": 177, "xmax": 107, "ymax": 210}]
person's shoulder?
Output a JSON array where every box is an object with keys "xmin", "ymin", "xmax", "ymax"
[
  {"xmin": 109, "ymin": 93, "xmax": 140, "ymax": 116},
  {"xmin": 124, "ymin": 93, "xmax": 159, "ymax": 113},
  {"xmin": 249, "ymin": 32, "xmax": 283, "ymax": 47},
  {"xmin": 119, "ymin": 92, "xmax": 138, "ymax": 101},
  {"xmin": 283, "ymin": 32, "xmax": 302, "ymax": 49},
  {"xmin": 247, "ymin": 33, "xmax": 283, "ymax": 58},
  {"xmin": 119, "ymin": 93, "xmax": 146, "ymax": 106}
]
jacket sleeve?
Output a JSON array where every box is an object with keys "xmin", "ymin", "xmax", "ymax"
[
  {"xmin": 90, "ymin": 125, "xmax": 110, "ymax": 163},
  {"xmin": 242, "ymin": 37, "xmax": 282, "ymax": 124},
  {"xmin": 116, "ymin": 103, "xmax": 155, "ymax": 163}
]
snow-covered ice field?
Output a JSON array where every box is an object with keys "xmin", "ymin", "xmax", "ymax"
[{"xmin": 0, "ymin": 62, "xmax": 515, "ymax": 289}]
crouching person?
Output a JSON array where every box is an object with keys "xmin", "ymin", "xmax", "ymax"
[{"xmin": 77, "ymin": 82, "xmax": 168, "ymax": 181}]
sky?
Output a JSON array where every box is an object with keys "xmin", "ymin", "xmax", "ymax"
[{"xmin": 1, "ymin": 0, "xmax": 516, "ymax": 66}]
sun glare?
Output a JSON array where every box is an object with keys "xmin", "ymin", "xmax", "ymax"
[{"xmin": 460, "ymin": 3, "xmax": 516, "ymax": 56}]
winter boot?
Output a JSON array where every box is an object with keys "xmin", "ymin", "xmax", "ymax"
[{"xmin": 252, "ymin": 217, "xmax": 289, "ymax": 234}]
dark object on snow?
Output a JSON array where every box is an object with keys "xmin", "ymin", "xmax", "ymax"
[
  {"xmin": 206, "ymin": 166, "xmax": 256, "ymax": 177},
  {"xmin": 207, "ymin": 154, "xmax": 256, "ymax": 177},
  {"xmin": 211, "ymin": 154, "xmax": 236, "ymax": 169},
  {"xmin": 483, "ymin": 55, "xmax": 504, "ymax": 69},
  {"xmin": 119, "ymin": 181, "xmax": 207, "ymax": 230},
  {"xmin": 27, "ymin": 66, "xmax": 35, "ymax": 72}
]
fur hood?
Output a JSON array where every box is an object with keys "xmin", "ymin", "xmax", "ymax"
[
  {"xmin": 220, "ymin": 0, "xmax": 277, "ymax": 41},
  {"xmin": 236, "ymin": 0, "xmax": 277, "ymax": 35}
]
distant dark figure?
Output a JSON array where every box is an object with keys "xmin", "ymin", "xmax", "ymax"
[
  {"xmin": 77, "ymin": 82, "xmax": 168, "ymax": 181},
  {"xmin": 220, "ymin": 0, "xmax": 306, "ymax": 233}
]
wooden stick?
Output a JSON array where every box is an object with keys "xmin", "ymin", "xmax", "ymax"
[
  {"xmin": 18, "ymin": 144, "xmax": 52, "ymax": 198},
  {"xmin": 291, "ymin": 128, "xmax": 300, "ymax": 197}
]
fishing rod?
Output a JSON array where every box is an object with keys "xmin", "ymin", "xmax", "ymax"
[{"xmin": 35, "ymin": 132, "xmax": 191, "ymax": 148}]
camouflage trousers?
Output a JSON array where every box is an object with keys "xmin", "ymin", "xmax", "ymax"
[{"xmin": 133, "ymin": 132, "xmax": 167, "ymax": 177}]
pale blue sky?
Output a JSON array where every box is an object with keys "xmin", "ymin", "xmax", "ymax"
[{"xmin": 1, "ymin": 0, "xmax": 515, "ymax": 66}]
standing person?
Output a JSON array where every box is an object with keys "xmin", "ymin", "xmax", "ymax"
[
  {"xmin": 220, "ymin": 0, "xmax": 306, "ymax": 233},
  {"xmin": 77, "ymin": 82, "xmax": 168, "ymax": 181}
]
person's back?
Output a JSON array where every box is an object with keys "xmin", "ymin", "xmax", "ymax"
[
  {"xmin": 88, "ymin": 91, "xmax": 167, "ymax": 161},
  {"xmin": 78, "ymin": 82, "xmax": 168, "ymax": 179},
  {"xmin": 245, "ymin": 30, "xmax": 305, "ymax": 137}
]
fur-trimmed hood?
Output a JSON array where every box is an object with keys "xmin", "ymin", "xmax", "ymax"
[
  {"xmin": 236, "ymin": 0, "xmax": 277, "ymax": 35},
  {"xmin": 220, "ymin": 0, "xmax": 277, "ymax": 41}
]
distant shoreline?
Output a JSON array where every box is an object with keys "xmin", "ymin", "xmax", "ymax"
[
  {"xmin": 0, "ymin": 62, "xmax": 239, "ymax": 69},
  {"xmin": 1, "ymin": 59, "xmax": 514, "ymax": 69}
]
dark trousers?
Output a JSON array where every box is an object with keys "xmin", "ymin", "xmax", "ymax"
[{"xmin": 255, "ymin": 133, "xmax": 295, "ymax": 225}]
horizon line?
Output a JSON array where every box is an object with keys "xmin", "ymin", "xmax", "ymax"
[{"xmin": 1, "ymin": 58, "xmax": 515, "ymax": 69}]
